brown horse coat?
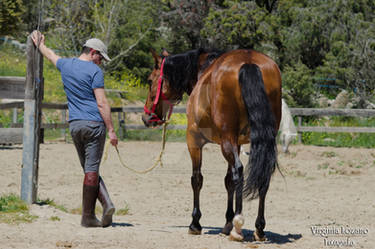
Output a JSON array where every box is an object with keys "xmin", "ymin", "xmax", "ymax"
[{"xmin": 187, "ymin": 49, "xmax": 281, "ymax": 146}]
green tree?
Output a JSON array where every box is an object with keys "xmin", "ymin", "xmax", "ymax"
[
  {"xmin": 282, "ymin": 61, "xmax": 314, "ymax": 107},
  {"xmin": 318, "ymin": 0, "xmax": 375, "ymax": 102},
  {"xmin": 105, "ymin": 0, "xmax": 165, "ymax": 82},
  {"xmin": 277, "ymin": 0, "xmax": 375, "ymax": 105},
  {"xmin": 201, "ymin": 1, "xmax": 272, "ymax": 50},
  {"xmin": 160, "ymin": 0, "xmax": 214, "ymax": 51},
  {"xmin": 38, "ymin": 0, "xmax": 163, "ymax": 84},
  {"xmin": 0, "ymin": 0, "xmax": 25, "ymax": 36},
  {"xmin": 255, "ymin": 0, "xmax": 279, "ymax": 13}
]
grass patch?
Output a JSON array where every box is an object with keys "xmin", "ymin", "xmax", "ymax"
[
  {"xmin": 50, "ymin": 216, "xmax": 60, "ymax": 221},
  {"xmin": 70, "ymin": 207, "xmax": 82, "ymax": 215},
  {"xmin": 0, "ymin": 44, "xmax": 26, "ymax": 76},
  {"xmin": 318, "ymin": 163, "xmax": 329, "ymax": 170},
  {"xmin": 69, "ymin": 206, "xmax": 103, "ymax": 215},
  {"xmin": 321, "ymin": 151, "xmax": 337, "ymax": 158},
  {"xmin": 0, "ymin": 194, "xmax": 38, "ymax": 224},
  {"xmin": 68, "ymin": 201, "xmax": 130, "ymax": 216},
  {"xmin": 37, "ymin": 198, "xmax": 68, "ymax": 213},
  {"xmin": 337, "ymin": 161, "xmax": 345, "ymax": 167},
  {"xmin": 72, "ymin": 204, "xmax": 130, "ymax": 216},
  {"xmin": 116, "ymin": 203, "xmax": 130, "ymax": 216}
]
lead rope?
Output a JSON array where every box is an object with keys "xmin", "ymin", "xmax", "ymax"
[{"xmin": 102, "ymin": 121, "xmax": 169, "ymax": 174}]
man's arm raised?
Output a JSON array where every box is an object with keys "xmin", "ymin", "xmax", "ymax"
[{"xmin": 31, "ymin": 30, "xmax": 60, "ymax": 67}]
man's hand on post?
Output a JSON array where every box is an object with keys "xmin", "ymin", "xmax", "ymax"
[{"xmin": 31, "ymin": 30, "xmax": 44, "ymax": 47}]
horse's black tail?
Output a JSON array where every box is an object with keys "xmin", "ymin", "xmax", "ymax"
[{"xmin": 239, "ymin": 64, "xmax": 278, "ymax": 200}]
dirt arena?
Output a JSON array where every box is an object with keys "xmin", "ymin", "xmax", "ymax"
[{"xmin": 0, "ymin": 141, "xmax": 374, "ymax": 249}]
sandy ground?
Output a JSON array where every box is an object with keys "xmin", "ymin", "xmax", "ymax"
[{"xmin": 0, "ymin": 141, "xmax": 374, "ymax": 249}]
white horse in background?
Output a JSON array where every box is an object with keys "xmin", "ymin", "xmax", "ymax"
[
  {"xmin": 279, "ymin": 99, "xmax": 297, "ymax": 153},
  {"xmin": 241, "ymin": 99, "xmax": 297, "ymax": 155}
]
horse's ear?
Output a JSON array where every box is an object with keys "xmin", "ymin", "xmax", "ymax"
[
  {"xmin": 161, "ymin": 49, "xmax": 169, "ymax": 57},
  {"xmin": 150, "ymin": 48, "xmax": 161, "ymax": 68}
]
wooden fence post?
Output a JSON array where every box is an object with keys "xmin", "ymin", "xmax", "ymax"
[
  {"xmin": 21, "ymin": 36, "xmax": 44, "ymax": 204},
  {"xmin": 12, "ymin": 108, "xmax": 18, "ymax": 125},
  {"xmin": 297, "ymin": 116, "xmax": 302, "ymax": 143},
  {"xmin": 118, "ymin": 111, "xmax": 126, "ymax": 139},
  {"xmin": 61, "ymin": 109, "xmax": 66, "ymax": 141}
]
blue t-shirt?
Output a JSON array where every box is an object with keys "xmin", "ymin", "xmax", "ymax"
[{"xmin": 56, "ymin": 58, "xmax": 104, "ymax": 122}]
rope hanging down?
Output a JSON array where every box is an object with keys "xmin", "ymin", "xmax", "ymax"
[{"xmin": 102, "ymin": 122, "xmax": 169, "ymax": 174}]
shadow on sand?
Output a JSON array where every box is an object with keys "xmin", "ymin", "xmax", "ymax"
[
  {"xmin": 0, "ymin": 145, "xmax": 22, "ymax": 150},
  {"xmin": 204, "ymin": 226, "xmax": 302, "ymax": 244},
  {"xmin": 171, "ymin": 225, "xmax": 302, "ymax": 245},
  {"xmin": 111, "ymin": 222, "xmax": 134, "ymax": 227}
]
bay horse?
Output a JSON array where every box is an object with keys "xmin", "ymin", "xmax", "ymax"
[{"xmin": 142, "ymin": 48, "xmax": 282, "ymax": 241}]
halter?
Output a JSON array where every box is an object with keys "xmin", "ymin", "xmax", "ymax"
[{"xmin": 144, "ymin": 58, "xmax": 174, "ymax": 124}]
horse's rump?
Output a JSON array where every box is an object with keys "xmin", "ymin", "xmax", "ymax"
[{"xmin": 188, "ymin": 49, "xmax": 282, "ymax": 144}]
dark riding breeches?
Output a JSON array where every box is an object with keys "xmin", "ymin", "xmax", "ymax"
[{"xmin": 69, "ymin": 120, "xmax": 106, "ymax": 173}]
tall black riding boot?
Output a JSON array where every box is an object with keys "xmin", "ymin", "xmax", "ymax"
[
  {"xmin": 98, "ymin": 176, "xmax": 115, "ymax": 227},
  {"xmin": 81, "ymin": 172, "xmax": 102, "ymax": 227}
]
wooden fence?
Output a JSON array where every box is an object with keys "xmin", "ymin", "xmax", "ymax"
[
  {"xmin": 0, "ymin": 104, "xmax": 187, "ymax": 144},
  {"xmin": 291, "ymin": 108, "xmax": 375, "ymax": 135},
  {"xmin": 2, "ymin": 104, "xmax": 375, "ymax": 144},
  {"xmin": 117, "ymin": 106, "xmax": 375, "ymax": 134}
]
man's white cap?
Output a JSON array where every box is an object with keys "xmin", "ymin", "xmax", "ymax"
[{"xmin": 83, "ymin": 38, "xmax": 111, "ymax": 61}]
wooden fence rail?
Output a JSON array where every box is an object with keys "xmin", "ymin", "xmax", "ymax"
[
  {"xmin": 290, "ymin": 108, "xmax": 375, "ymax": 118},
  {"xmin": 290, "ymin": 108, "xmax": 375, "ymax": 143},
  {"xmin": 0, "ymin": 104, "xmax": 188, "ymax": 139},
  {"xmin": 2, "ymin": 104, "xmax": 375, "ymax": 145},
  {"xmin": 117, "ymin": 106, "xmax": 375, "ymax": 134},
  {"xmin": 0, "ymin": 76, "xmax": 26, "ymax": 99}
]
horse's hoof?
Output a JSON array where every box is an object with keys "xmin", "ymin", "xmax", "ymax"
[
  {"xmin": 188, "ymin": 223, "xmax": 202, "ymax": 235},
  {"xmin": 253, "ymin": 230, "xmax": 267, "ymax": 241},
  {"xmin": 229, "ymin": 230, "xmax": 244, "ymax": 241},
  {"xmin": 233, "ymin": 215, "xmax": 244, "ymax": 228},
  {"xmin": 221, "ymin": 222, "xmax": 233, "ymax": 235},
  {"xmin": 228, "ymin": 214, "xmax": 244, "ymax": 241},
  {"xmin": 188, "ymin": 229, "xmax": 202, "ymax": 235}
]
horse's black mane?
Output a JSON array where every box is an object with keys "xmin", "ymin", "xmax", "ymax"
[{"xmin": 163, "ymin": 48, "xmax": 224, "ymax": 96}]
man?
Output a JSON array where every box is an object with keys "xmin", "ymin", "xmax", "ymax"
[{"xmin": 31, "ymin": 30, "xmax": 118, "ymax": 228}]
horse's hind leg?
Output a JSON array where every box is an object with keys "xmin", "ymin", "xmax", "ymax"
[
  {"xmin": 221, "ymin": 166, "xmax": 234, "ymax": 235},
  {"xmin": 254, "ymin": 184, "xmax": 269, "ymax": 241},
  {"xmin": 187, "ymin": 134, "xmax": 204, "ymax": 235},
  {"xmin": 220, "ymin": 141, "xmax": 244, "ymax": 241}
]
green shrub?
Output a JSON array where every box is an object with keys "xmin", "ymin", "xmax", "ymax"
[{"xmin": 282, "ymin": 61, "xmax": 315, "ymax": 107}]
